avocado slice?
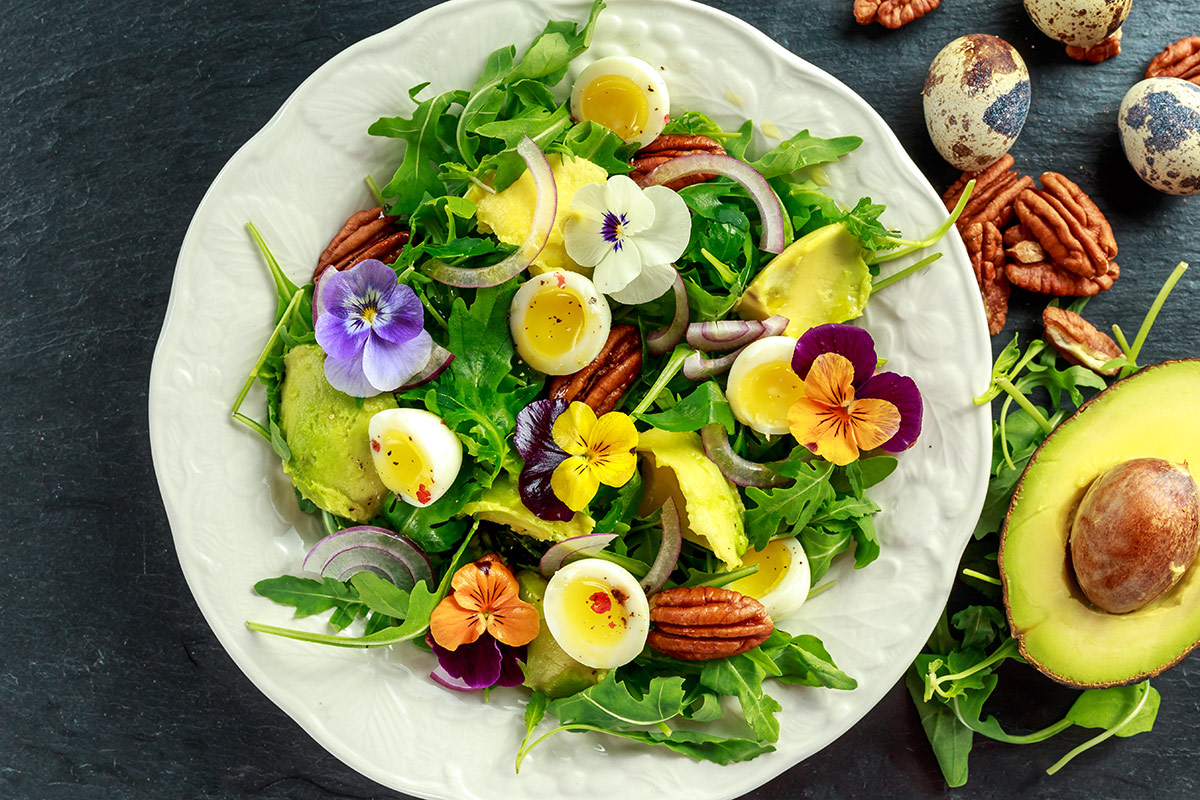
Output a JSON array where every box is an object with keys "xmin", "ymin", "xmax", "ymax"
[
  {"xmin": 736, "ymin": 222, "xmax": 871, "ymax": 338},
  {"xmin": 277, "ymin": 344, "xmax": 397, "ymax": 522},
  {"xmin": 516, "ymin": 571, "xmax": 607, "ymax": 697},
  {"xmin": 464, "ymin": 478, "xmax": 596, "ymax": 542},
  {"xmin": 1000, "ymin": 360, "xmax": 1200, "ymax": 687}
]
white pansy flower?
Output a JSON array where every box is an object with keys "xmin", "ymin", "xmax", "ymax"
[{"xmin": 563, "ymin": 175, "xmax": 691, "ymax": 304}]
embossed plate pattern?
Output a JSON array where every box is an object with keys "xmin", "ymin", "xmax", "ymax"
[{"xmin": 149, "ymin": 1, "xmax": 992, "ymax": 797}]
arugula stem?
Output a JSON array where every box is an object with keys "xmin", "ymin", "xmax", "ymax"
[
  {"xmin": 631, "ymin": 346, "xmax": 689, "ymax": 416},
  {"xmin": 365, "ymin": 175, "xmax": 385, "ymax": 206},
  {"xmin": 231, "ymin": 290, "xmax": 304, "ymax": 421},
  {"xmin": 998, "ymin": 395, "xmax": 1016, "ymax": 471},
  {"xmin": 321, "ymin": 511, "xmax": 340, "ymax": 537},
  {"xmin": 927, "ymin": 638, "xmax": 1020, "ymax": 701},
  {"xmin": 961, "ymin": 568, "xmax": 1001, "ymax": 586},
  {"xmin": 232, "ymin": 413, "xmax": 272, "ymax": 442},
  {"xmin": 657, "ymin": 722, "xmax": 672, "ymax": 735},
  {"xmin": 870, "ymin": 252, "xmax": 942, "ymax": 293},
  {"xmin": 806, "ymin": 580, "xmax": 837, "ymax": 600},
  {"xmin": 974, "ymin": 340, "xmax": 1046, "ymax": 405},
  {"xmin": 950, "ymin": 695, "xmax": 1073, "ymax": 744},
  {"xmin": 700, "ymin": 248, "xmax": 739, "ymax": 286},
  {"xmin": 1045, "ymin": 681, "xmax": 1150, "ymax": 775},
  {"xmin": 869, "ymin": 180, "xmax": 974, "ymax": 265},
  {"xmin": 243, "ymin": 620, "xmax": 424, "ymax": 648},
  {"xmin": 247, "ymin": 222, "xmax": 299, "ymax": 303},
  {"xmin": 1117, "ymin": 261, "xmax": 1189, "ymax": 379},
  {"xmin": 995, "ymin": 377, "xmax": 1053, "ymax": 435}
]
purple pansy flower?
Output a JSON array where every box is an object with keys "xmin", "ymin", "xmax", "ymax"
[
  {"xmin": 513, "ymin": 398, "xmax": 574, "ymax": 522},
  {"xmin": 314, "ymin": 259, "xmax": 432, "ymax": 397},
  {"xmin": 428, "ymin": 634, "xmax": 526, "ymax": 692},
  {"xmin": 791, "ymin": 323, "xmax": 923, "ymax": 453}
]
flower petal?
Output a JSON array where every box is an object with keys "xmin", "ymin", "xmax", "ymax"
[
  {"xmin": 495, "ymin": 645, "xmax": 528, "ymax": 688},
  {"xmin": 337, "ymin": 259, "xmax": 400, "ymax": 309},
  {"xmin": 429, "ymin": 594, "xmax": 487, "ymax": 651},
  {"xmin": 858, "ymin": 371, "xmax": 924, "ymax": 452},
  {"xmin": 514, "ymin": 398, "xmax": 570, "ymax": 461},
  {"xmin": 361, "ymin": 329, "xmax": 433, "ymax": 391},
  {"xmin": 591, "ymin": 239, "xmax": 646, "ymax": 295},
  {"xmin": 322, "ymin": 351, "xmax": 379, "ymax": 398},
  {"xmin": 371, "ymin": 282, "xmax": 426, "ymax": 344},
  {"xmin": 634, "ymin": 186, "xmax": 691, "ymax": 265},
  {"xmin": 568, "ymin": 181, "xmax": 613, "ymax": 220},
  {"xmin": 586, "ymin": 412, "xmax": 639, "ymax": 487},
  {"xmin": 514, "ymin": 399, "xmax": 574, "ymax": 521},
  {"xmin": 518, "ymin": 453, "xmax": 574, "ymax": 522},
  {"xmin": 315, "ymin": 306, "xmax": 369, "ymax": 359},
  {"xmin": 846, "ymin": 397, "xmax": 901, "ymax": 451},
  {"xmin": 428, "ymin": 634, "xmax": 504, "ymax": 689},
  {"xmin": 787, "ymin": 398, "xmax": 860, "ymax": 466},
  {"xmin": 551, "ymin": 455, "xmax": 600, "ymax": 512},
  {"xmin": 451, "ymin": 554, "xmax": 521, "ymax": 613},
  {"xmin": 606, "ymin": 260, "xmax": 678, "ymax": 304},
  {"xmin": 486, "ymin": 597, "xmax": 541, "ymax": 647},
  {"xmin": 552, "ymin": 401, "xmax": 597, "ymax": 456},
  {"xmin": 792, "ymin": 323, "xmax": 878, "ymax": 385},
  {"xmin": 605, "ymin": 175, "xmax": 656, "ymax": 234},
  {"xmin": 803, "ymin": 352, "xmax": 857, "ymax": 408},
  {"xmin": 564, "ymin": 212, "xmax": 612, "ymax": 268}
]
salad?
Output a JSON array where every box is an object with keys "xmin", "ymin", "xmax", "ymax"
[{"xmin": 233, "ymin": 0, "xmax": 966, "ymax": 768}]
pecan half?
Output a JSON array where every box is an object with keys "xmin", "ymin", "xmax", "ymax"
[
  {"xmin": 1014, "ymin": 173, "xmax": 1115, "ymax": 280},
  {"xmin": 1146, "ymin": 36, "xmax": 1200, "ymax": 85},
  {"xmin": 315, "ymin": 207, "xmax": 410, "ymax": 283},
  {"xmin": 1043, "ymin": 307, "xmax": 1123, "ymax": 376},
  {"xmin": 647, "ymin": 586, "xmax": 773, "ymax": 661},
  {"xmin": 1067, "ymin": 30, "xmax": 1122, "ymax": 64},
  {"xmin": 630, "ymin": 134, "xmax": 727, "ymax": 192},
  {"xmin": 1005, "ymin": 257, "xmax": 1119, "ymax": 297},
  {"xmin": 963, "ymin": 221, "xmax": 1010, "ymax": 335},
  {"xmin": 943, "ymin": 155, "xmax": 1034, "ymax": 233},
  {"xmin": 854, "ymin": 0, "xmax": 940, "ymax": 29},
  {"xmin": 547, "ymin": 325, "xmax": 642, "ymax": 415}
]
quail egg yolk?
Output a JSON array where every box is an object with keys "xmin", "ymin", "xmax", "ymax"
[
  {"xmin": 561, "ymin": 576, "xmax": 630, "ymax": 648},
  {"xmin": 737, "ymin": 361, "xmax": 805, "ymax": 430},
  {"xmin": 524, "ymin": 286, "xmax": 586, "ymax": 362},
  {"xmin": 728, "ymin": 538, "xmax": 791, "ymax": 599},
  {"xmin": 578, "ymin": 74, "xmax": 650, "ymax": 142},
  {"xmin": 374, "ymin": 430, "xmax": 435, "ymax": 506}
]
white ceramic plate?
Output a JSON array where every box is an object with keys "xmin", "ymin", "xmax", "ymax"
[{"xmin": 149, "ymin": 1, "xmax": 992, "ymax": 797}]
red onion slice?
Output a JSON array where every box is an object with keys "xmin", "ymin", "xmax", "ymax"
[
  {"xmin": 312, "ymin": 267, "xmax": 331, "ymax": 327},
  {"xmin": 700, "ymin": 424, "xmax": 791, "ymax": 488},
  {"xmin": 303, "ymin": 526, "xmax": 433, "ymax": 591},
  {"xmin": 682, "ymin": 346, "xmax": 745, "ymax": 380},
  {"xmin": 638, "ymin": 154, "xmax": 786, "ymax": 254},
  {"xmin": 539, "ymin": 533, "xmax": 618, "ymax": 579},
  {"xmin": 426, "ymin": 136, "xmax": 557, "ymax": 288},
  {"xmin": 641, "ymin": 498, "xmax": 683, "ymax": 594},
  {"xmin": 686, "ymin": 314, "xmax": 789, "ymax": 352},
  {"xmin": 646, "ymin": 268, "xmax": 688, "ymax": 356},
  {"xmin": 398, "ymin": 342, "xmax": 455, "ymax": 389}
]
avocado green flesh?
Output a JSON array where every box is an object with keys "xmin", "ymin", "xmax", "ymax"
[
  {"xmin": 736, "ymin": 222, "xmax": 871, "ymax": 338},
  {"xmin": 1002, "ymin": 360, "xmax": 1200, "ymax": 686},
  {"xmin": 517, "ymin": 571, "xmax": 607, "ymax": 697},
  {"xmin": 278, "ymin": 344, "xmax": 397, "ymax": 522},
  {"xmin": 464, "ymin": 478, "xmax": 595, "ymax": 542}
]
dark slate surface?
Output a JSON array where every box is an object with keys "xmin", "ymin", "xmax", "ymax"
[{"xmin": 2, "ymin": 0, "xmax": 1197, "ymax": 798}]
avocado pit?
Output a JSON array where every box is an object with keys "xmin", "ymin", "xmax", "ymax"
[{"xmin": 1069, "ymin": 458, "xmax": 1200, "ymax": 614}]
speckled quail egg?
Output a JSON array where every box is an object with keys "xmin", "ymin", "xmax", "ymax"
[
  {"xmin": 1118, "ymin": 78, "xmax": 1200, "ymax": 196},
  {"xmin": 570, "ymin": 55, "xmax": 670, "ymax": 148},
  {"xmin": 726, "ymin": 537, "xmax": 812, "ymax": 620},
  {"xmin": 726, "ymin": 336, "xmax": 805, "ymax": 436},
  {"xmin": 368, "ymin": 408, "xmax": 463, "ymax": 507},
  {"xmin": 1023, "ymin": 0, "xmax": 1130, "ymax": 48},
  {"xmin": 509, "ymin": 270, "xmax": 612, "ymax": 375},
  {"xmin": 923, "ymin": 35, "xmax": 1031, "ymax": 171},
  {"xmin": 543, "ymin": 558, "xmax": 650, "ymax": 669}
]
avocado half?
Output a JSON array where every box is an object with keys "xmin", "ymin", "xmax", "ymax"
[{"xmin": 1000, "ymin": 360, "xmax": 1200, "ymax": 688}]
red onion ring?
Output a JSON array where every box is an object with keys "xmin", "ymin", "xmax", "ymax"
[
  {"xmin": 426, "ymin": 136, "xmax": 557, "ymax": 287},
  {"xmin": 302, "ymin": 526, "xmax": 433, "ymax": 590},
  {"xmin": 700, "ymin": 424, "xmax": 791, "ymax": 488},
  {"xmin": 646, "ymin": 268, "xmax": 688, "ymax": 356},
  {"xmin": 685, "ymin": 315, "xmax": 788, "ymax": 352},
  {"xmin": 398, "ymin": 342, "xmax": 455, "ymax": 389},
  {"xmin": 638, "ymin": 153, "xmax": 786, "ymax": 254},
  {"xmin": 682, "ymin": 347, "xmax": 745, "ymax": 380},
  {"xmin": 538, "ymin": 533, "xmax": 618, "ymax": 579},
  {"xmin": 641, "ymin": 498, "xmax": 683, "ymax": 594}
]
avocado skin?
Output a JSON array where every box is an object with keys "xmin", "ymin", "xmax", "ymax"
[
  {"xmin": 277, "ymin": 344, "xmax": 397, "ymax": 522},
  {"xmin": 1000, "ymin": 360, "xmax": 1200, "ymax": 688}
]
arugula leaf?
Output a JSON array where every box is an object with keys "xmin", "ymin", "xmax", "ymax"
[
  {"xmin": 595, "ymin": 728, "xmax": 774, "ymax": 764},
  {"xmin": 253, "ymin": 576, "xmax": 363, "ymax": 631},
  {"xmin": 761, "ymin": 630, "xmax": 857, "ymax": 689},
  {"xmin": 662, "ymin": 110, "xmax": 727, "ymax": 138},
  {"xmin": 506, "ymin": 0, "xmax": 604, "ymax": 85},
  {"xmin": 593, "ymin": 470, "xmax": 643, "ymax": 535},
  {"xmin": 382, "ymin": 476, "xmax": 476, "ymax": 553},
  {"xmin": 748, "ymin": 129, "xmax": 861, "ymax": 179},
  {"xmin": 906, "ymin": 668, "xmax": 972, "ymax": 788},
  {"xmin": 370, "ymin": 85, "xmax": 468, "ymax": 216},
  {"xmin": 1066, "ymin": 682, "xmax": 1160, "ymax": 736},
  {"xmin": 554, "ymin": 120, "xmax": 636, "ymax": 176},
  {"xmin": 836, "ymin": 196, "xmax": 898, "ymax": 252},
  {"xmin": 744, "ymin": 460, "xmax": 835, "ymax": 550},
  {"xmin": 699, "ymin": 655, "xmax": 782, "ymax": 743},
  {"xmin": 951, "ymin": 605, "xmax": 1007, "ymax": 650},
  {"xmin": 455, "ymin": 44, "xmax": 516, "ymax": 167},
  {"xmin": 798, "ymin": 527, "xmax": 853, "ymax": 583},
  {"xmin": 349, "ymin": 572, "xmax": 412, "ymax": 619},
  {"xmin": 547, "ymin": 672, "xmax": 687, "ymax": 728},
  {"xmin": 637, "ymin": 382, "xmax": 735, "ymax": 434}
]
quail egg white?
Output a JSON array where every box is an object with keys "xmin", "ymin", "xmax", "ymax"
[
  {"xmin": 923, "ymin": 34, "xmax": 1031, "ymax": 171},
  {"xmin": 726, "ymin": 537, "xmax": 812, "ymax": 620},
  {"xmin": 368, "ymin": 408, "xmax": 463, "ymax": 508},
  {"xmin": 570, "ymin": 55, "xmax": 670, "ymax": 148},
  {"xmin": 543, "ymin": 558, "xmax": 650, "ymax": 669},
  {"xmin": 510, "ymin": 270, "xmax": 612, "ymax": 375},
  {"xmin": 1023, "ymin": 0, "xmax": 1130, "ymax": 48},
  {"xmin": 726, "ymin": 336, "xmax": 805, "ymax": 436},
  {"xmin": 1118, "ymin": 77, "xmax": 1200, "ymax": 196}
]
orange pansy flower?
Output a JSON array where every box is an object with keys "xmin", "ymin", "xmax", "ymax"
[
  {"xmin": 429, "ymin": 553, "xmax": 540, "ymax": 651},
  {"xmin": 787, "ymin": 352, "xmax": 900, "ymax": 466}
]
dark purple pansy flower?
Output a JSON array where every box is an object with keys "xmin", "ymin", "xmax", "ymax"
[
  {"xmin": 791, "ymin": 323, "xmax": 923, "ymax": 453},
  {"xmin": 428, "ymin": 634, "xmax": 526, "ymax": 692},
  {"xmin": 513, "ymin": 398, "xmax": 574, "ymax": 521},
  {"xmin": 314, "ymin": 259, "xmax": 432, "ymax": 397}
]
